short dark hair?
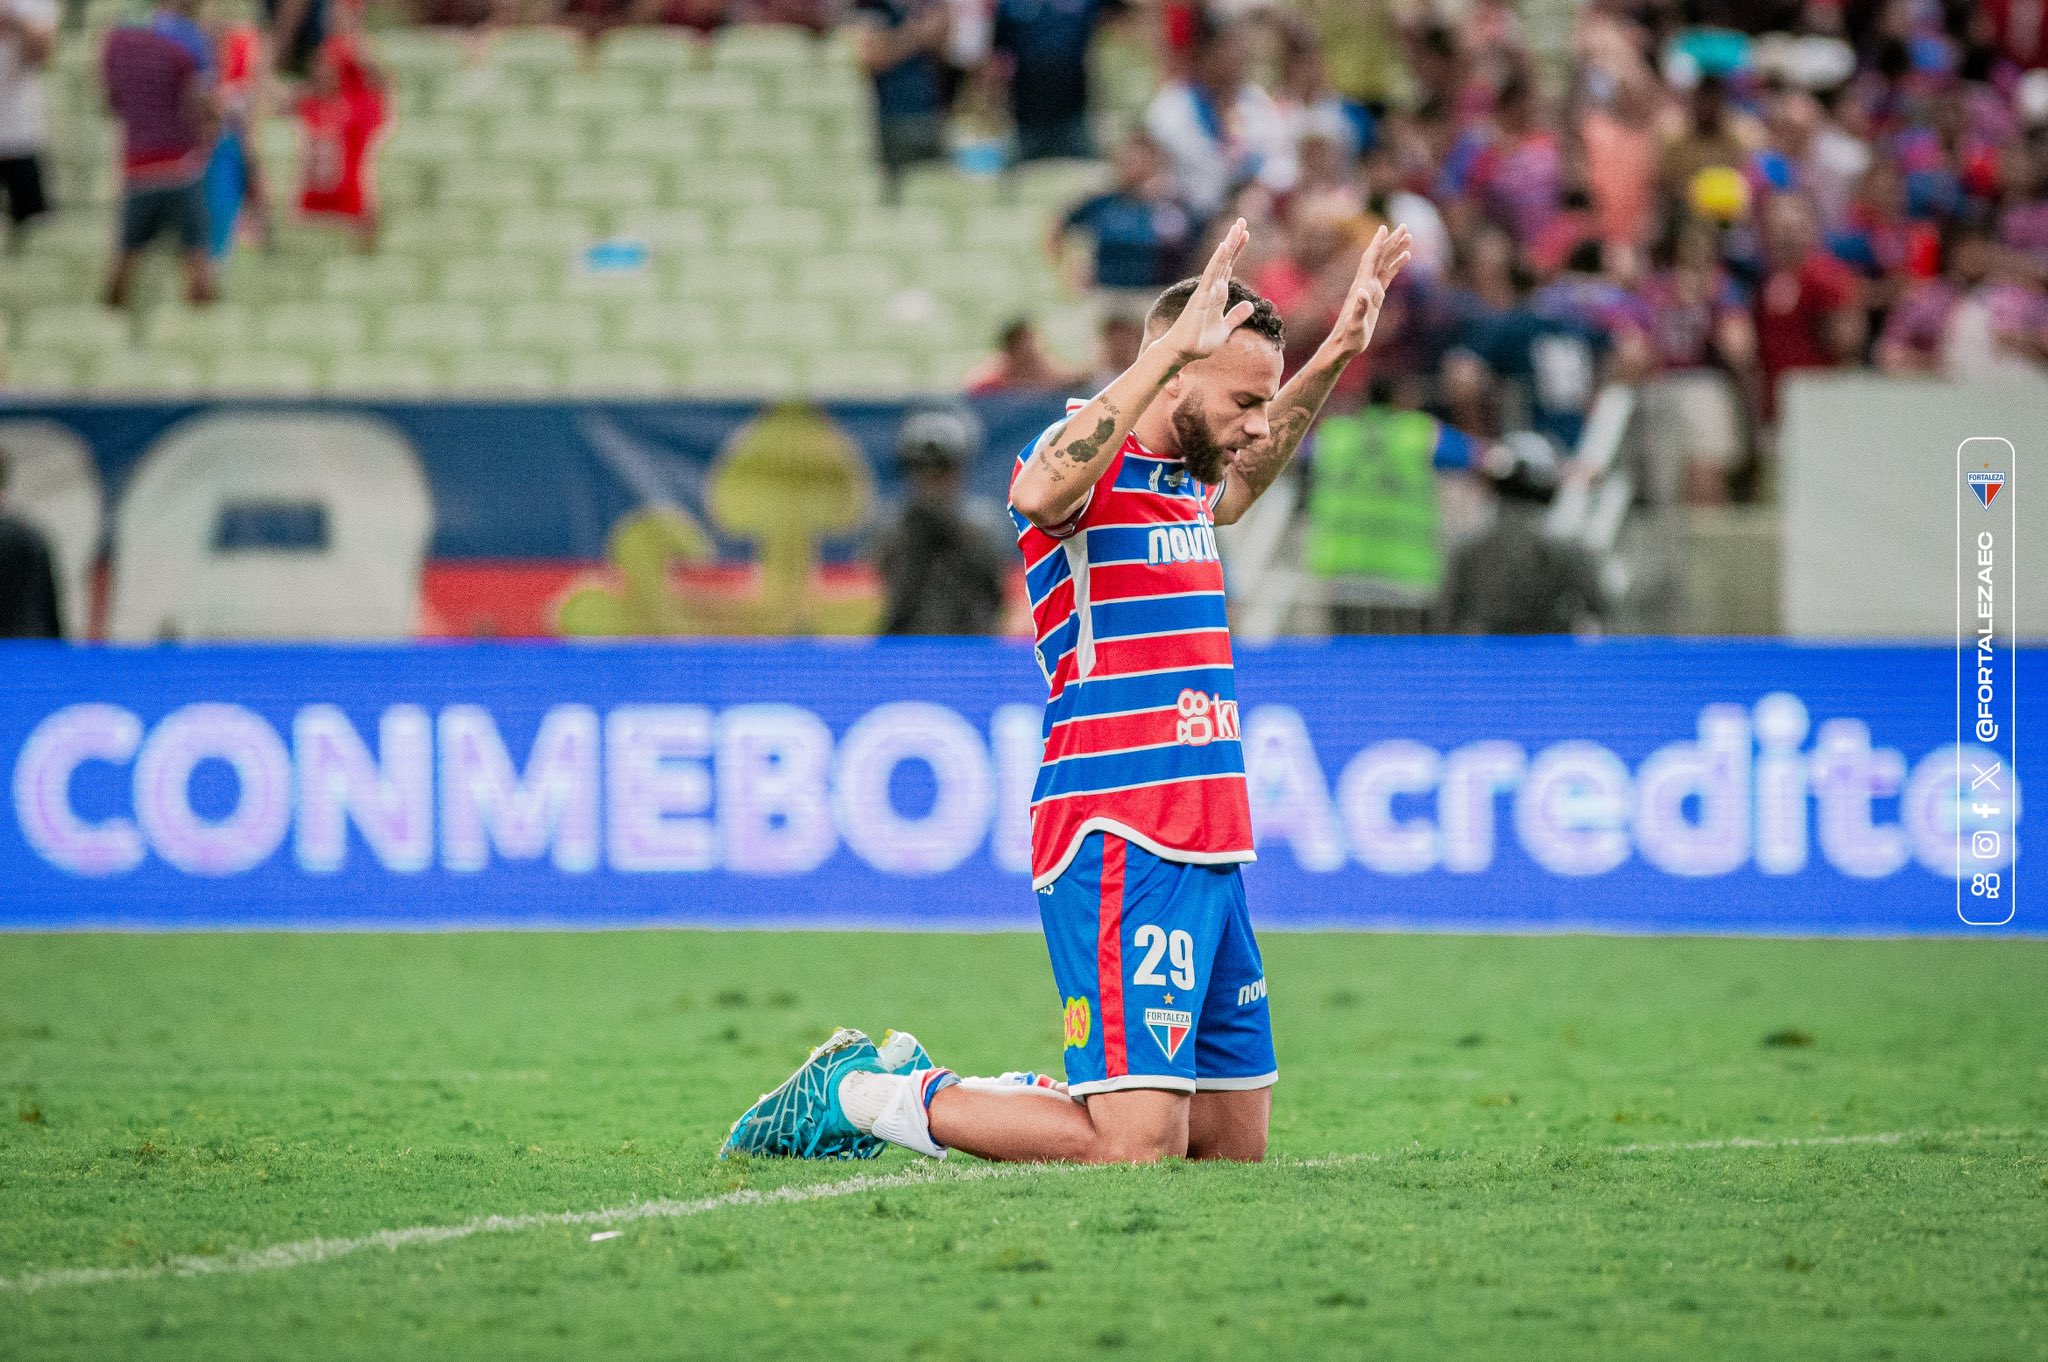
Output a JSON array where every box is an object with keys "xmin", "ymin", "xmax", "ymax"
[{"xmin": 1144, "ymin": 278, "xmax": 1284, "ymax": 349}]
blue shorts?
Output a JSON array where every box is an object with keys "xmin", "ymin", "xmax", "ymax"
[{"xmin": 1039, "ymin": 831, "xmax": 1276, "ymax": 1098}]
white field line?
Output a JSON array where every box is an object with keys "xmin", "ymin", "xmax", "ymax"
[{"xmin": 0, "ymin": 1134, "xmax": 2031, "ymax": 1296}]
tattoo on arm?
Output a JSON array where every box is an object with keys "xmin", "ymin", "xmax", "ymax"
[{"xmin": 1238, "ymin": 361, "xmax": 1343, "ymax": 495}]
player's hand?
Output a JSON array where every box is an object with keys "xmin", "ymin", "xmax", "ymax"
[
  {"xmin": 1326, "ymin": 223, "xmax": 1413, "ymax": 360},
  {"xmin": 1159, "ymin": 217, "xmax": 1254, "ymax": 365}
]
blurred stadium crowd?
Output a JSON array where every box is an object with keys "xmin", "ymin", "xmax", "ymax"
[{"xmin": 0, "ymin": 0, "xmax": 2044, "ymax": 639}]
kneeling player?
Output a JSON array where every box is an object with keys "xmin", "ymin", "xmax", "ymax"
[{"xmin": 723, "ymin": 218, "xmax": 1411, "ymax": 1165}]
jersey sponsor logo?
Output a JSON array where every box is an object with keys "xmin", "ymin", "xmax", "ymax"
[
  {"xmin": 1063, "ymin": 995, "xmax": 1092, "ymax": 1049},
  {"xmin": 1144, "ymin": 1006, "xmax": 1192, "ymax": 1061},
  {"xmin": 1175, "ymin": 689, "xmax": 1240, "ymax": 747},
  {"xmin": 1145, "ymin": 524, "xmax": 1219, "ymax": 565},
  {"xmin": 1237, "ymin": 977, "xmax": 1267, "ymax": 1006}
]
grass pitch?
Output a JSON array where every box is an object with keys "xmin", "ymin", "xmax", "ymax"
[{"xmin": 1, "ymin": 930, "xmax": 2042, "ymax": 1361}]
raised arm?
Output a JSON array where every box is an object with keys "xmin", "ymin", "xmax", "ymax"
[
  {"xmin": 1011, "ymin": 218, "xmax": 1254, "ymax": 530},
  {"xmin": 1213, "ymin": 223, "xmax": 1411, "ymax": 526}
]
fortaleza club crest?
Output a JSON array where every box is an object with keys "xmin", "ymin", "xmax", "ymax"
[
  {"xmin": 1968, "ymin": 468, "xmax": 2006, "ymax": 509},
  {"xmin": 1062, "ymin": 996, "xmax": 1091, "ymax": 1050},
  {"xmin": 1144, "ymin": 1007, "xmax": 1192, "ymax": 1061}
]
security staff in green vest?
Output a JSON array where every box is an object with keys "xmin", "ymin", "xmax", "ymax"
[{"xmin": 1304, "ymin": 374, "xmax": 1481, "ymax": 612}]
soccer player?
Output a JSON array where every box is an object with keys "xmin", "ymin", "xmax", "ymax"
[{"xmin": 724, "ymin": 217, "xmax": 1410, "ymax": 1165}]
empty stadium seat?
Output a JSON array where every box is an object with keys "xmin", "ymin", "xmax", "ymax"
[
  {"xmin": 322, "ymin": 255, "xmax": 429, "ymax": 304},
  {"xmin": 259, "ymin": 302, "xmax": 370, "ymax": 356},
  {"xmin": 807, "ymin": 351, "xmax": 918, "ymax": 396},
  {"xmin": 555, "ymin": 163, "xmax": 660, "ymax": 210},
  {"xmin": 438, "ymin": 255, "xmax": 551, "ymax": 304},
  {"xmin": 681, "ymin": 349, "xmax": 797, "ymax": 396},
  {"xmin": 792, "ymin": 252, "xmax": 903, "ymax": 298},
  {"xmin": 90, "ymin": 349, "xmax": 207, "ymax": 394},
  {"xmin": 486, "ymin": 27, "xmax": 580, "ymax": 74},
  {"xmin": 495, "ymin": 208, "xmax": 601, "ymax": 254},
  {"xmin": 438, "ymin": 161, "xmax": 542, "ymax": 211},
  {"xmin": 447, "ymin": 350, "xmax": 558, "ymax": 393},
  {"xmin": 209, "ymin": 351, "xmax": 322, "ymax": 394},
  {"xmin": 23, "ymin": 306, "xmax": 128, "ymax": 360},
  {"xmin": 616, "ymin": 301, "xmax": 721, "ymax": 353},
  {"xmin": 723, "ymin": 204, "xmax": 829, "ymax": 252},
  {"xmin": 498, "ymin": 300, "xmax": 607, "ymax": 356},
  {"xmin": 483, "ymin": 114, "xmax": 586, "ymax": 165},
  {"xmin": 595, "ymin": 27, "xmax": 697, "ymax": 77},
  {"xmin": 326, "ymin": 353, "xmax": 443, "ymax": 395},
  {"xmin": 563, "ymin": 352, "xmax": 674, "ymax": 394},
  {"xmin": 382, "ymin": 302, "xmax": 491, "ymax": 354},
  {"xmin": 547, "ymin": 74, "xmax": 653, "ymax": 116}
]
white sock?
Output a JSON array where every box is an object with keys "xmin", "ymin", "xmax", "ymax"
[{"xmin": 839, "ymin": 1069, "xmax": 953, "ymax": 1159}]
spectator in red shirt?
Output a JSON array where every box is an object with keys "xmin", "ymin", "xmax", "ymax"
[
  {"xmin": 1878, "ymin": 216, "xmax": 2048, "ymax": 378},
  {"xmin": 101, "ymin": 0, "xmax": 216, "ymax": 307},
  {"xmin": 1754, "ymin": 191, "xmax": 1864, "ymax": 420},
  {"xmin": 295, "ymin": 30, "xmax": 386, "ymax": 249},
  {"xmin": 962, "ymin": 317, "xmax": 1089, "ymax": 394}
]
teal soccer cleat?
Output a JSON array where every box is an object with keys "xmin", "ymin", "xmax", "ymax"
[
  {"xmin": 876, "ymin": 1030, "xmax": 936, "ymax": 1074},
  {"xmin": 719, "ymin": 1027, "xmax": 885, "ymax": 1160}
]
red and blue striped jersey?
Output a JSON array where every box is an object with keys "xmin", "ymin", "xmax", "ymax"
[{"xmin": 1008, "ymin": 408, "xmax": 1256, "ymax": 888}]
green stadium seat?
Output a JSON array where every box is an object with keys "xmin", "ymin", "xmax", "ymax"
[
  {"xmin": 90, "ymin": 348, "xmax": 206, "ymax": 394},
  {"xmin": 1012, "ymin": 159, "xmax": 1111, "ymax": 209},
  {"xmin": 22, "ymin": 305, "xmax": 128, "ymax": 359},
  {"xmin": 599, "ymin": 113, "xmax": 709, "ymax": 161},
  {"xmin": 562, "ymin": 351, "xmax": 674, "ymax": 394},
  {"xmin": 326, "ymin": 353, "xmax": 444, "ymax": 395},
  {"xmin": 596, "ymin": 27, "xmax": 697, "ymax": 78},
  {"xmin": 711, "ymin": 25, "xmax": 817, "ymax": 74},
  {"xmin": 382, "ymin": 302, "xmax": 492, "ymax": 354},
  {"xmin": 1, "ymin": 351, "xmax": 82, "ymax": 391},
  {"xmin": 49, "ymin": 155, "xmax": 114, "ymax": 209},
  {"xmin": 495, "ymin": 208, "xmax": 601, "ymax": 254},
  {"xmin": 208, "ymin": 350, "xmax": 321, "ymax": 395},
  {"xmin": 485, "ymin": 27, "xmax": 580, "ymax": 75},
  {"xmin": 438, "ymin": 161, "xmax": 541, "ymax": 211},
  {"xmin": 380, "ymin": 207, "xmax": 496, "ymax": 254},
  {"xmin": 497, "ymin": 300, "xmax": 607, "ymax": 357},
  {"xmin": 668, "ymin": 161, "xmax": 778, "ymax": 208},
  {"xmin": 673, "ymin": 251, "xmax": 782, "ymax": 299},
  {"xmin": 0, "ymin": 254, "xmax": 90, "ymax": 307},
  {"xmin": 722, "ymin": 203, "xmax": 828, "ymax": 252},
  {"xmin": 447, "ymin": 350, "xmax": 558, "ymax": 393},
  {"xmin": 842, "ymin": 205, "xmax": 951, "ymax": 254},
  {"xmin": 901, "ymin": 169, "xmax": 1005, "ymax": 214},
  {"xmin": 868, "ymin": 287, "xmax": 970, "ymax": 350},
  {"xmin": 382, "ymin": 114, "xmax": 479, "ymax": 164},
  {"xmin": 259, "ymin": 302, "xmax": 370, "ymax": 356},
  {"xmin": 431, "ymin": 66, "xmax": 539, "ymax": 118},
  {"xmin": 554, "ymin": 163, "xmax": 660, "ymax": 210},
  {"xmin": 607, "ymin": 209, "xmax": 713, "ymax": 252},
  {"xmin": 920, "ymin": 250, "xmax": 1023, "ymax": 301},
  {"xmin": 21, "ymin": 213, "xmax": 111, "ymax": 269},
  {"xmin": 558, "ymin": 262, "xmax": 664, "ymax": 301},
  {"xmin": 713, "ymin": 111, "xmax": 818, "ymax": 161},
  {"xmin": 616, "ymin": 301, "xmax": 721, "ymax": 354},
  {"xmin": 481, "ymin": 114, "xmax": 588, "ymax": 165},
  {"xmin": 370, "ymin": 29, "xmax": 468, "ymax": 84},
  {"xmin": 546, "ymin": 74, "xmax": 653, "ymax": 116},
  {"xmin": 376, "ymin": 159, "xmax": 434, "ymax": 208},
  {"xmin": 322, "ymin": 255, "xmax": 429, "ymax": 305},
  {"xmin": 440, "ymin": 254, "xmax": 552, "ymax": 304},
  {"xmin": 734, "ymin": 297, "xmax": 837, "ymax": 350},
  {"xmin": 806, "ymin": 351, "xmax": 918, "ymax": 397},
  {"xmin": 961, "ymin": 209, "xmax": 1049, "ymax": 253},
  {"xmin": 680, "ymin": 348, "xmax": 797, "ymax": 396},
  {"xmin": 656, "ymin": 70, "xmax": 758, "ymax": 113},
  {"xmin": 143, "ymin": 302, "xmax": 253, "ymax": 352},
  {"xmin": 791, "ymin": 252, "xmax": 901, "ymax": 298}
]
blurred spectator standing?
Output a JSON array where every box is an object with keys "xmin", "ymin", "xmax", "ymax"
[
  {"xmin": 1251, "ymin": 196, "xmax": 1371, "ymax": 401},
  {"xmin": 102, "ymin": 0, "xmax": 218, "ymax": 307},
  {"xmin": 1440, "ymin": 73, "xmax": 1563, "ymax": 247},
  {"xmin": 1145, "ymin": 19, "xmax": 1295, "ymax": 222},
  {"xmin": 1658, "ymin": 75, "xmax": 1754, "ymax": 215},
  {"xmin": 295, "ymin": 31, "xmax": 387, "ymax": 250},
  {"xmin": 853, "ymin": 0, "xmax": 950, "ymax": 201},
  {"xmin": 201, "ymin": 17, "xmax": 269, "ymax": 258},
  {"xmin": 1753, "ymin": 191, "xmax": 1863, "ymax": 423},
  {"xmin": 0, "ymin": 0, "xmax": 56, "ymax": 250},
  {"xmin": 1440, "ymin": 432, "xmax": 1604, "ymax": 636},
  {"xmin": 873, "ymin": 406, "xmax": 1007, "ymax": 635},
  {"xmin": 0, "ymin": 449, "xmax": 61, "ymax": 640},
  {"xmin": 263, "ymin": 0, "xmax": 327, "ymax": 77},
  {"xmin": 1048, "ymin": 130, "xmax": 1192, "ymax": 305},
  {"xmin": 1086, "ymin": 311, "xmax": 1142, "ymax": 389},
  {"xmin": 963, "ymin": 316, "xmax": 1087, "ymax": 393},
  {"xmin": 1305, "ymin": 375, "xmax": 1482, "ymax": 632},
  {"xmin": 1878, "ymin": 217, "xmax": 2048, "ymax": 380},
  {"xmin": 992, "ymin": 0, "xmax": 1119, "ymax": 165}
]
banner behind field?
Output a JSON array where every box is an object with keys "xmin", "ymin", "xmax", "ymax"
[{"xmin": 1, "ymin": 639, "xmax": 2032, "ymax": 935}]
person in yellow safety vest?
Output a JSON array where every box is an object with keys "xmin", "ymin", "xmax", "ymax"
[{"xmin": 1303, "ymin": 374, "xmax": 1481, "ymax": 602}]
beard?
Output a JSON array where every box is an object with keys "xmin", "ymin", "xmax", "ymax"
[{"xmin": 1169, "ymin": 397, "xmax": 1232, "ymax": 485}]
